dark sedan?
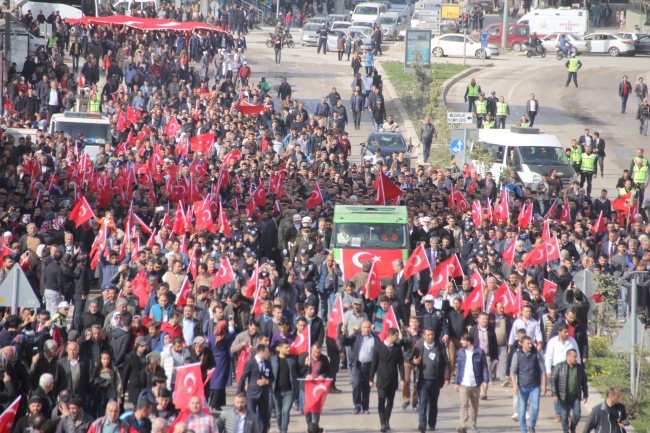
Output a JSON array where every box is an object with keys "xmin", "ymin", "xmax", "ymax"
[
  {"xmin": 361, "ymin": 131, "xmax": 412, "ymax": 168},
  {"xmin": 633, "ymin": 34, "xmax": 650, "ymax": 55}
]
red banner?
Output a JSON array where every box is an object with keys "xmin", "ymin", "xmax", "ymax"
[{"xmin": 340, "ymin": 249, "xmax": 404, "ymax": 280}]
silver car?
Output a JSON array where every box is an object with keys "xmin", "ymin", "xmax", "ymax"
[
  {"xmin": 300, "ymin": 22, "xmax": 323, "ymax": 46},
  {"xmin": 379, "ymin": 12, "xmax": 409, "ymax": 40},
  {"xmin": 327, "ymin": 29, "xmax": 372, "ymax": 51},
  {"xmin": 541, "ymin": 33, "xmax": 591, "ymax": 54}
]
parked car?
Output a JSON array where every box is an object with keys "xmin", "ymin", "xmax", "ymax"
[
  {"xmin": 300, "ymin": 22, "xmax": 323, "ymax": 46},
  {"xmin": 582, "ymin": 32, "xmax": 635, "ymax": 56},
  {"xmin": 361, "ymin": 132, "xmax": 412, "ymax": 168},
  {"xmin": 615, "ymin": 32, "xmax": 646, "ymax": 41},
  {"xmin": 632, "ymin": 34, "xmax": 650, "ymax": 55},
  {"xmin": 379, "ymin": 12, "xmax": 409, "ymax": 40},
  {"xmin": 541, "ymin": 33, "xmax": 591, "ymax": 54},
  {"xmin": 485, "ymin": 23, "xmax": 529, "ymax": 51},
  {"xmin": 330, "ymin": 20, "xmax": 353, "ymax": 31},
  {"xmin": 387, "ymin": 0, "xmax": 414, "ymax": 16},
  {"xmin": 431, "ymin": 33, "xmax": 498, "ymax": 58},
  {"xmin": 327, "ymin": 29, "xmax": 372, "ymax": 51},
  {"xmin": 476, "ymin": 0, "xmax": 495, "ymax": 14}
]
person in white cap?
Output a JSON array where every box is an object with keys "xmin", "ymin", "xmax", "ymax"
[
  {"xmin": 52, "ymin": 301, "xmax": 70, "ymax": 344},
  {"xmin": 282, "ymin": 214, "xmax": 303, "ymax": 258},
  {"xmin": 200, "ymin": 50, "xmax": 210, "ymax": 82}
]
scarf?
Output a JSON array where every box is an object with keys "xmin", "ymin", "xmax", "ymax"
[{"xmin": 214, "ymin": 320, "xmax": 228, "ymax": 347}]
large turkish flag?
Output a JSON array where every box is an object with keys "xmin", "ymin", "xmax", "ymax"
[
  {"xmin": 173, "ymin": 363, "xmax": 205, "ymax": 408},
  {"xmin": 340, "ymin": 249, "xmax": 404, "ymax": 280}
]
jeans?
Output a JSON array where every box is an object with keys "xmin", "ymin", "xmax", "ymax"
[
  {"xmin": 592, "ymin": 15, "xmax": 600, "ymax": 27},
  {"xmin": 305, "ymin": 412, "xmax": 320, "ymax": 426},
  {"xmin": 422, "ymin": 139, "xmax": 432, "ymax": 161},
  {"xmin": 559, "ymin": 396, "xmax": 581, "ymax": 433},
  {"xmin": 319, "ymin": 290, "xmax": 336, "ymax": 319},
  {"xmin": 619, "ymin": 284, "xmax": 627, "ymax": 317},
  {"xmin": 621, "ymin": 94, "xmax": 629, "ymax": 112},
  {"xmin": 640, "ymin": 118, "xmax": 649, "ymax": 135},
  {"xmin": 44, "ymin": 289, "xmax": 62, "ymax": 315},
  {"xmin": 275, "ymin": 48, "xmax": 281, "ymax": 64},
  {"xmin": 372, "ymin": 119, "xmax": 381, "ymax": 132},
  {"xmin": 497, "ymin": 116, "xmax": 507, "ymax": 129},
  {"xmin": 353, "ymin": 110, "xmax": 362, "ymax": 129},
  {"xmin": 273, "ymin": 390, "xmax": 293, "ymax": 433},
  {"xmin": 417, "ymin": 379, "xmax": 440, "ymax": 428},
  {"xmin": 72, "ymin": 55, "xmax": 79, "ymax": 72},
  {"xmin": 517, "ymin": 386, "xmax": 540, "ymax": 433}
]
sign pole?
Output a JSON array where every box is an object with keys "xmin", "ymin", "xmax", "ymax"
[
  {"xmin": 501, "ymin": 0, "xmax": 508, "ymax": 50},
  {"xmin": 463, "ymin": 28, "xmax": 467, "ymax": 66}
]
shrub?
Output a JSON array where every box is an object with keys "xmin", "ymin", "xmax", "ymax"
[{"xmin": 590, "ymin": 336, "xmax": 611, "ymax": 358}]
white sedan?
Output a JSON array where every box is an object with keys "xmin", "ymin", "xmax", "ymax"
[
  {"xmin": 541, "ymin": 33, "xmax": 591, "ymax": 54},
  {"xmin": 431, "ymin": 34, "xmax": 499, "ymax": 59},
  {"xmin": 582, "ymin": 33, "xmax": 635, "ymax": 56}
]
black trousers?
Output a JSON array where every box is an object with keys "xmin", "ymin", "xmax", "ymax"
[
  {"xmin": 417, "ymin": 379, "xmax": 441, "ymax": 428},
  {"xmin": 377, "ymin": 385, "xmax": 397, "ymax": 426},
  {"xmin": 327, "ymin": 345, "xmax": 340, "ymax": 387},
  {"xmin": 468, "ymin": 96, "xmax": 477, "ymax": 113},
  {"xmin": 579, "ymin": 171, "xmax": 594, "ymax": 196},
  {"xmin": 566, "ymin": 72, "xmax": 578, "ymax": 87},
  {"xmin": 353, "ymin": 110, "xmax": 362, "ymax": 129},
  {"xmin": 528, "ymin": 110, "xmax": 537, "ymax": 126},
  {"xmin": 352, "ymin": 362, "xmax": 372, "ymax": 410},
  {"xmin": 317, "ymin": 38, "xmax": 327, "ymax": 54},
  {"xmin": 248, "ymin": 392, "xmax": 270, "ymax": 433}
]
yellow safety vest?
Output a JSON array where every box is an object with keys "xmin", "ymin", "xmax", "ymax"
[
  {"xmin": 580, "ymin": 153, "xmax": 596, "ymax": 173},
  {"xmin": 632, "ymin": 165, "xmax": 648, "ymax": 184},
  {"xmin": 89, "ymin": 99, "xmax": 101, "ymax": 113},
  {"xmin": 496, "ymin": 102, "xmax": 508, "ymax": 116},
  {"xmin": 568, "ymin": 58, "xmax": 580, "ymax": 72},
  {"xmin": 467, "ymin": 83, "xmax": 480, "ymax": 97},
  {"xmin": 633, "ymin": 156, "xmax": 648, "ymax": 168},
  {"xmin": 483, "ymin": 120, "xmax": 495, "ymax": 129},
  {"xmin": 475, "ymin": 100, "xmax": 487, "ymax": 115},
  {"xmin": 569, "ymin": 146, "xmax": 582, "ymax": 164},
  {"xmin": 619, "ymin": 187, "xmax": 637, "ymax": 206},
  {"xmin": 521, "ymin": 121, "xmax": 531, "ymax": 127}
]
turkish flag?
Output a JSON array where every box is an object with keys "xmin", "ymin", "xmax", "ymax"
[
  {"xmin": 469, "ymin": 270, "xmax": 484, "ymax": 295},
  {"xmin": 326, "ymin": 295, "xmax": 344, "ymax": 339},
  {"xmin": 252, "ymin": 288, "xmax": 263, "ymax": 316},
  {"xmin": 590, "ymin": 293, "xmax": 603, "ymax": 303},
  {"xmin": 545, "ymin": 199, "xmax": 558, "ymax": 219},
  {"xmin": 222, "ymin": 149, "xmax": 242, "ymax": 168},
  {"xmin": 236, "ymin": 104, "xmax": 266, "ymax": 115},
  {"xmin": 51, "ymin": 326, "xmax": 63, "ymax": 348},
  {"xmin": 439, "ymin": 254, "xmax": 464, "ymax": 279},
  {"xmin": 190, "ymin": 133, "xmax": 214, "ymax": 153},
  {"xmin": 126, "ymin": 105, "xmax": 138, "ymax": 124},
  {"xmin": 559, "ymin": 203, "xmax": 571, "ymax": 222},
  {"xmin": 427, "ymin": 265, "xmax": 448, "ymax": 299},
  {"xmin": 245, "ymin": 262, "xmax": 259, "ymax": 298},
  {"xmin": 502, "ymin": 237, "xmax": 517, "ymax": 267},
  {"xmin": 592, "ymin": 211, "xmax": 606, "ymax": 238},
  {"xmin": 542, "ymin": 279, "xmax": 558, "ymax": 303},
  {"xmin": 218, "ymin": 200, "xmax": 232, "ymax": 238},
  {"xmin": 373, "ymin": 171, "xmax": 402, "ymax": 205},
  {"xmin": 306, "ymin": 183, "xmax": 323, "ymax": 209},
  {"xmin": 252, "ymin": 181, "xmax": 267, "ymax": 207},
  {"xmin": 236, "ymin": 345, "xmax": 252, "ymax": 383},
  {"xmin": 290, "ymin": 324, "xmax": 311, "ymax": 356},
  {"xmin": 304, "ymin": 380, "xmax": 333, "ymax": 415},
  {"xmin": 378, "ymin": 305, "xmax": 399, "ymax": 342},
  {"xmin": 490, "ymin": 281, "xmax": 514, "ymax": 313},
  {"xmin": 194, "ymin": 198, "xmax": 216, "ymax": 234},
  {"xmin": 363, "ymin": 260, "xmax": 382, "ymax": 301},
  {"xmin": 187, "ymin": 250, "xmax": 198, "ymax": 280},
  {"xmin": 505, "ymin": 284, "xmax": 523, "ymax": 316},
  {"xmin": 466, "ymin": 176, "xmax": 477, "ymax": 195},
  {"xmin": 176, "ymin": 277, "xmax": 192, "ymax": 308},
  {"xmin": 131, "ymin": 268, "xmax": 149, "ymax": 308},
  {"xmin": 165, "ymin": 117, "xmax": 180, "ymax": 137},
  {"xmin": 211, "ymin": 259, "xmax": 235, "ymax": 289},
  {"xmin": 613, "ymin": 192, "xmax": 632, "ymax": 213},
  {"xmin": 494, "ymin": 189, "xmax": 509, "ymax": 222},
  {"xmin": 340, "ymin": 249, "xmax": 404, "ymax": 280},
  {"xmin": 404, "ymin": 244, "xmax": 429, "ymax": 280},
  {"xmin": 173, "ymin": 363, "xmax": 205, "ymax": 408},
  {"xmin": 172, "ymin": 204, "xmax": 187, "ymax": 236},
  {"xmin": 0, "ymin": 397, "xmax": 21, "ymax": 433},
  {"xmin": 461, "ymin": 286, "xmax": 485, "ymax": 317},
  {"xmin": 0, "ymin": 236, "xmax": 13, "ymax": 259},
  {"xmin": 520, "ymin": 238, "xmax": 561, "ymax": 268},
  {"xmin": 517, "ymin": 203, "xmax": 533, "ymax": 229},
  {"xmin": 471, "ymin": 200, "xmax": 483, "ymax": 227},
  {"xmin": 69, "ymin": 196, "xmax": 94, "ymax": 228},
  {"xmin": 542, "ymin": 219, "xmax": 552, "ymax": 241},
  {"xmin": 453, "ymin": 189, "xmax": 470, "ymax": 213},
  {"xmin": 485, "ymin": 197, "xmax": 494, "ymax": 223}
]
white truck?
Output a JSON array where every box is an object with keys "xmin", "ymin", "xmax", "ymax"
[
  {"xmin": 518, "ymin": 8, "xmax": 589, "ymax": 37},
  {"xmin": 48, "ymin": 112, "xmax": 112, "ymax": 159}
]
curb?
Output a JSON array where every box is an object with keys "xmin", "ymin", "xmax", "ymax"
[
  {"xmin": 438, "ymin": 63, "xmax": 493, "ymax": 107},
  {"xmin": 374, "ymin": 61, "xmax": 422, "ymax": 162}
]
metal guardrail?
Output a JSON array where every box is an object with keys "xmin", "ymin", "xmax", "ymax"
[{"xmin": 231, "ymin": 0, "xmax": 271, "ymax": 23}]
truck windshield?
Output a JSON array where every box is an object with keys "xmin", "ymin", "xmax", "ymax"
[
  {"xmin": 355, "ymin": 6, "xmax": 378, "ymax": 14},
  {"xmin": 54, "ymin": 122, "xmax": 110, "ymax": 144},
  {"xmin": 332, "ymin": 223, "xmax": 407, "ymax": 249},
  {"xmin": 517, "ymin": 146, "xmax": 570, "ymax": 166}
]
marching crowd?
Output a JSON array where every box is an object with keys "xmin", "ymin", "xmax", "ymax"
[{"xmin": 0, "ymin": 5, "xmax": 641, "ymax": 433}]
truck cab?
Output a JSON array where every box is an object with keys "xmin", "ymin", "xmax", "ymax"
[
  {"xmin": 485, "ymin": 23, "xmax": 529, "ymax": 51},
  {"xmin": 48, "ymin": 112, "xmax": 112, "ymax": 159}
]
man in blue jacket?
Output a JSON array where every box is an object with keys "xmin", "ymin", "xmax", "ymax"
[
  {"xmin": 317, "ymin": 254, "xmax": 342, "ymax": 319},
  {"xmin": 454, "ymin": 332, "xmax": 489, "ymax": 433}
]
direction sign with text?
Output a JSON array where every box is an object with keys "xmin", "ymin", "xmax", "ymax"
[{"xmin": 447, "ymin": 112, "xmax": 474, "ymax": 124}]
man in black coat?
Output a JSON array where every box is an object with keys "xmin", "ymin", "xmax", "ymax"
[
  {"xmin": 80, "ymin": 324, "xmax": 113, "ymax": 370},
  {"xmin": 53, "ymin": 341, "xmax": 91, "ymax": 402},
  {"xmin": 339, "ymin": 320, "xmax": 378, "ymax": 414},
  {"xmin": 110, "ymin": 315, "xmax": 134, "ymax": 373},
  {"xmin": 76, "ymin": 299, "xmax": 105, "ymax": 335},
  {"xmin": 417, "ymin": 295, "xmax": 449, "ymax": 342},
  {"xmin": 304, "ymin": 302, "xmax": 325, "ymax": 346},
  {"xmin": 298, "ymin": 343, "xmax": 331, "ymax": 426},
  {"xmin": 390, "ymin": 260, "xmax": 413, "ymax": 319},
  {"xmin": 411, "ymin": 327, "xmax": 450, "ymax": 432},
  {"xmin": 263, "ymin": 211, "xmax": 280, "ymax": 262},
  {"xmin": 72, "ymin": 253, "xmax": 90, "ymax": 330},
  {"xmin": 469, "ymin": 312, "xmax": 498, "ymax": 400},
  {"xmin": 238, "ymin": 344, "xmax": 274, "ymax": 433},
  {"xmin": 121, "ymin": 337, "xmax": 148, "ymax": 404},
  {"xmin": 369, "ymin": 328, "xmax": 405, "ymax": 433}
]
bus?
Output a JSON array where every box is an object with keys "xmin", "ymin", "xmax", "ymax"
[
  {"xmin": 331, "ymin": 205, "xmax": 410, "ymax": 285},
  {"xmin": 21, "ymin": 0, "xmax": 109, "ymax": 19}
]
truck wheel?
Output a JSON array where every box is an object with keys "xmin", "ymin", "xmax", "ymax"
[{"xmin": 511, "ymin": 42, "xmax": 522, "ymax": 52}]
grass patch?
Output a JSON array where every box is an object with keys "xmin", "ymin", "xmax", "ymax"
[{"xmin": 381, "ymin": 61, "xmax": 469, "ymax": 166}]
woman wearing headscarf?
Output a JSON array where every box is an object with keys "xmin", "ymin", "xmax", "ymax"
[
  {"xmin": 189, "ymin": 336, "xmax": 217, "ymax": 399},
  {"xmin": 90, "ymin": 351, "xmax": 123, "ymax": 417},
  {"xmin": 104, "ymin": 311, "xmax": 123, "ymax": 341},
  {"xmin": 140, "ymin": 351, "xmax": 165, "ymax": 388},
  {"xmin": 206, "ymin": 319, "xmax": 236, "ymax": 410}
]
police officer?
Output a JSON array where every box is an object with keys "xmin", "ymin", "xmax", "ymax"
[
  {"xmin": 416, "ymin": 295, "xmax": 449, "ymax": 342},
  {"xmin": 495, "ymin": 96, "xmax": 510, "ymax": 129},
  {"xmin": 519, "ymin": 115, "xmax": 531, "ymax": 127},
  {"xmin": 317, "ymin": 24, "xmax": 331, "ymax": 55},
  {"xmin": 632, "ymin": 158, "xmax": 649, "ymax": 204},
  {"xmin": 464, "ymin": 78, "xmax": 482, "ymax": 112},
  {"xmin": 565, "ymin": 53, "xmax": 582, "ymax": 88},
  {"xmin": 486, "ymin": 90, "xmax": 498, "ymax": 117},
  {"xmin": 579, "ymin": 146, "xmax": 597, "ymax": 197},
  {"xmin": 482, "ymin": 113, "xmax": 496, "ymax": 129},
  {"xmin": 473, "ymin": 93, "xmax": 488, "ymax": 128},
  {"xmin": 569, "ymin": 139, "xmax": 582, "ymax": 174}
]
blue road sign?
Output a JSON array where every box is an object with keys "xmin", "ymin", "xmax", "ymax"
[
  {"xmin": 480, "ymin": 32, "xmax": 489, "ymax": 50},
  {"xmin": 450, "ymin": 139, "xmax": 465, "ymax": 154}
]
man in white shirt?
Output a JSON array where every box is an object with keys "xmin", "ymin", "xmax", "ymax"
[
  {"xmin": 454, "ymin": 333, "xmax": 489, "ymax": 433},
  {"xmin": 46, "ymin": 81, "xmax": 61, "ymax": 120},
  {"xmin": 508, "ymin": 305, "xmax": 543, "ymax": 351},
  {"xmin": 545, "ymin": 322, "xmax": 580, "ymax": 423}
]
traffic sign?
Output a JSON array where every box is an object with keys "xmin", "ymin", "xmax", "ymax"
[
  {"xmin": 418, "ymin": 8, "xmax": 441, "ymax": 15},
  {"xmin": 449, "ymin": 139, "xmax": 465, "ymax": 154},
  {"xmin": 0, "ymin": 265, "xmax": 41, "ymax": 309},
  {"xmin": 447, "ymin": 112, "xmax": 473, "ymax": 124}
]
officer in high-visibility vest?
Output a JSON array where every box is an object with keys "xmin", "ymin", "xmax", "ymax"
[
  {"xmin": 495, "ymin": 96, "xmax": 510, "ymax": 129},
  {"xmin": 464, "ymin": 78, "xmax": 482, "ymax": 113},
  {"xmin": 565, "ymin": 53, "xmax": 582, "ymax": 88},
  {"xmin": 619, "ymin": 179, "xmax": 637, "ymax": 209},
  {"xmin": 568, "ymin": 139, "xmax": 583, "ymax": 174},
  {"xmin": 579, "ymin": 146, "xmax": 597, "ymax": 197},
  {"xmin": 473, "ymin": 93, "xmax": 488, "ymax": 128},
  {"xmin": 519, "ymin": 115, "xmax": 531, "ymax": 127},
  {"xmin": 632, "ymin": 158, "xmax": 649, "ymax": 204},
  {"xmin": 482, "ymin": 113, "xmax": 496, "ymax": 129},
  {"xmin": 630, "ymin": 148, "xmax": 649, "ymax": 173},
  {"xmin": 88, "ymin": 94, "xmax": 101, "ymax": 113}
]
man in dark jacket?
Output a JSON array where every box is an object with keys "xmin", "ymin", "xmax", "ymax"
[
  {"xmin": 43, "ymin": 250, "xmax": 64, "ymax": 314},
  {"xmin": 53, "ymin": 342, "xmax": 91, "ymax": 402},
  {"xmin": 110, "ymin": 315, "xmax": 135, "ymax": 373},
  {"xmin": 77, "ymin": 299, "xmax": 105, "ymax": 335},
  {"xmin": 121, "ymin": 337, "xmax": 148, "ymax": 404},
  {"xmin": 369, "ymin": 328, "xmax": 405, "ymax": 433},
  {"xmin": 583, "ymin": 388, "xmax": 627, "ymax": 433},
  {"xmin": 72, "ymin": 253, "xmax": 90, "ymax": 330},
  {"xmin": 417, "ymin": 295, "xmax": 448, "ymax": 342},
  {"xmin": 60, "ymin": 253, "xmax": 75, "ymax": 301},
  {"xmin": 469, "ymin": 312, "xmax": 498, "ymax": 400},
  {"xmin": 551, "ymin": 349, "xmax": 588, "ymax": 433},
  {"xmin": 454, "ymin": 333, "xmax": 489, "ymax": 433},
  {"xmin": 298, "ymin": 343, "xmax": 331, "ymax": 427},
  {"xmin": 411, "ymin": 327, "xmax": 449, "ymax": 432},
  {"xmin": 80, "ymin": 324, "xmax": 113, "ymax": 370},
  {"xmin": 339, "ymin": 320, "xmax": 378, "ymax": 414}
]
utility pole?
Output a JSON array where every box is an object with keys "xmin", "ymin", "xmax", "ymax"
[
  {"xmin": 462, "ymin": 27, "xmax": 466, "ymax": 66},
  {"xmin": 501, "ymin": 0, "xmax": 508, "ymax": 50},
  {"xmin": 627, "ymin": 271, "xmax": 647, "ymax": 397}
]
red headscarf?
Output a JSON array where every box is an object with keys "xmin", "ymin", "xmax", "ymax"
[{"xmin": 214, "ymin": 320, "xmax": 228, "ymax": 347}]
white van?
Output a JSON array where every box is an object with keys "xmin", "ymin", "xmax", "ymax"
[
  {"xmin": 468, "ymin": 128, "xmax": 576, "ymax": 189},
  {"xmin": 518, "ymin": 8, "xmax": 589, "ymax": 37},
  {"xmin": 49, "ymin": 112, "xmax": 112, "ymax": 159},
  {"xmin": 351, "ymin": 2, "xmax": 387, "ymax": 24}
]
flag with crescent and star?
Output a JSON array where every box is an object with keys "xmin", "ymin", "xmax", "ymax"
[
  {"xmin": 490, "ymin": 281, "xmax": 514, "ymax": 313},
  {"xmin": 173, "ymin": 363, "xmax": 205, "ymax": 408},
  {"xmin": 211, "ymin": 258, "xmax": 235, "ymax": 289},
  {"xmin": 0, "ymin": 397, "xmax": 22, "ymax": 433},
  {"xmin": 69, "ymin": 196, "xmax": 94, "ymax": 228},
  {"xmin": 304, "ymin": 380, "xmax": 333, "ymax": 415},
  {"xmin": 327, "ymin": 295, "xmax": 344, "ymax": 340},
  {"xmin": 542, "ymin": 279, "xmax": 558, "ymax": 303},
  {"xmin": 404, "ymin": 243, "xmax": 429, "ymax": 280},
  {"xmin": 290, "ymin": 324, "xmax": 311, "ymax": 355},
  {"xmin": 378, "ymin": 305, "xmax": 399, "ymax": 342}
]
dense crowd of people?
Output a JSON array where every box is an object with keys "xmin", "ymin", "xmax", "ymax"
[{"xmin": 0, "ymin": 3, "xmax": 641, "ymax": 433}]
